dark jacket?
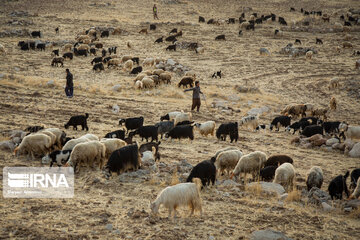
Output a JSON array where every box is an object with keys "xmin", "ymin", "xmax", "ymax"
[
  {"xmin": 185, "ymin": 86, "xmax": 203, "ymax": 99},
  {"xmin": 66, "ymin": 72, "xmax": 73, "ymax": 87}
]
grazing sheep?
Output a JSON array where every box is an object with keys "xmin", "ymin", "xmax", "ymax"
[
  {"xmin": 260, "ymin": 166, "xmax": 277, "ymax": 181},
  {"xmin": 31, "ymin": 31, "xmax": 41, "ymax": 38},
  {"xmin": 155, "ymin": 37, "xmax": 163, "ymax": 43},
  {"xmin": 215, "ymin": 35, "xmax": 226, "ymax": 41},
  {"xmin": 343, "ymin": 42, "xmax": 353, "ymax": 48},
  {"xmin": 104, "ymin": 143, "xmax": 140, "ymax": 177},
  {"xmin": 139, "ymin": 28, "xmax": 148, "ymax": 34},
  {"xmin": 104, "ymin": 129, "xmax": 125, "ymax": 140},
  {"xmin": 159, "ymin": 72, "xmax": 172, "ymax": 84},
  {"xmin": 316, "ymin": 38, "xmax": 323, "ymax": 44},
  {"xmin": 51, "ymin": 57, "xmax": 64, "ymax": 67},
  {"xmin": 214, "ymin": 150, "xmax": 243, "ymax": 176},
  {"xmin": 322, "ymin": 121, "xmax": 340, "ymax": 134},
  {"xmin": 139, "ymin": 141, "xmax": 161, "ymax": 161},
  {"xmin": 311, "ymin": 108, "xmax": 328, "ymax": 120},
  {"xmin": 119, "ymin": 117, "xmax": 144, "ymax": 133},
  {"xmin": 123, "ymin": 59, "xmax": 133, "ymax": 71},
  {"xmin": 100, "ymin": 138, "xmax": 127, "ymax": 159},
  {"xmin": 264, "ymin": 155, "xmax": 293, "ymax": 167},
  {"xmin": 14, "ymin": 133, "xmax": 52, "ymax": 159},
  {"xmin": 328, "ymin": 171, "xmax": 350, "ymax": 200},
  {"xmin": 306, "ymin": 166, "xmax": 324, "ymax": 191},
  {"xmin": 273, "ymin": 163, "xmax": 296, "ymax": 192},
  {"xmin": 329, "ymin": 77, "xmax": 339, "ymax": 89},
  {"xmin": 150, "ymin": 24, "xmax": 156, "ymax": 30},
  {"xmin": 65, "ymin": 141, "xmax": 106, "ymax": 173},
  {"xmin": 301, "ymin": 125, "xmax": 323, "ymax": 137},
  {"xmin": 216, "ymin": 122, "xmax": 238, "ymax": 142},
  {"xmin": 77, "ymin": 44, "xmax": 89, "ymax": 52},
  {"xmin": 63, "ymin": 52, "xmax": 73, "ymax": 60},
  {"xmin": 295, "ymin": 39, "xmax": 302, "ymax": 45},
  {"xmin": 64, "ymin": 113, "xmax": 89, "ymax": 131},
  {"xmin": 36, "ymin": 43, "xmax": 45, "ymax": 51},
  {"xmin": 155, "ymin": 121, "xmax": 174, "ymax": 139},
  {"xmin": 130, "ymin": 125, "xmax": 158, "ymax": 142},
  {"xmin": 91, "ymin": 57, "xmax": 103, "ymax": 65},
  {"xmin": 231, "ymin": 151, "xmax": 266, "ymax": 181},
  {"xmin": 43, "ymin": 150, "xmax": 72, "ymax": 167},
  {"xmin": 142, "ymin": 58, "xmax": 155, "ymax": 67},
  {"xmin": 287, "ymin": 120, "xmax": 311, "ymax": 134},
  {"xmin": 74, "ymin": 48, "xmax": 87, "ymax": 57},
  {"xmin": 187, "ymin": 160, "xmax": 216, "ymax": 187},
  {"xmin": 330, "ymin": 97, "xmax": 337, "ymax": 111},
  {"xmin": 150, "ymin": 179, "xmax": 202, "ymax": 218},
  {"xmin": 41, "ymin": 128, "xmax": 66, "ymax": 148},
  {"xmin": 62, "ymin": 134, "xmax": 98, "ymax": 151},
  {"xmin": 178, "ymin": 76, "xmax": 195, "ymax": 88},
  {"xmin": 350, "ymin": 178, "xmax": 360, "ymax": 199},
  {"xmin": 270, "ymin": 116, "xmax": 291, "ymax": 131},
  {"xmin": 134, "ymin": 80, "xmax": 143, "ymax": 89},
  {"xmin": 199, "ymin": 16, "xmax": 205, "ymax": 22},
  {"xmin": 101, "ymin": 30, "xmax": 109, "ymax": 38},
  {"xmin": 306, "ymin": 51, "xmax": 313, "ymax": 60},
  {"xmin": 160, "ymin": 111, "xmax": 182, "ymax": 121},
  {"xmin": 107, "ymin": 59, "xmax": 121, "ymax": 68},
  {"xmin": 95, "ymin": 43, "xmax": 103, "ymax": 49},
  {"xmin": 141, "ymin": 77, "xmax": 155, "ymax": 89},
  {"xmin": 239, "ymin": 115, "xmax": 259, "ymax": 130},
  {"xmin": 165, "ymin": 125, "xmax": 194, "ymax": 141},
  {"xmin": 172, "ymin": 113, "xmax": 191, "ymax": 126},
  {"xmin": 166, "ymin": 44, "xmax": 176, "ymax": 51},
  {"xmin": 194, "ymin": 121, "xmax": 216, "ymax": 137},
  {"xmin": 130, "ymin": 66, "xmax": 143, "ymax": 75}
]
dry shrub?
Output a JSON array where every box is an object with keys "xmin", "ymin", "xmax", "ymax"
[
  {"xmin": 285, "ymin": 189, "xmax": 301, "ymax": 202},
  {"xmin": 245, "ymin": 182, "xmax": 262, "ymax": 196},
  {"xmin": 161, "ymin": 85, "xmax": 185, "ymax": 99},
  {"xmin": 88, "ymin": 84, "xmax": 106, "ymax": 94},
  {"xmin": 349, "ymin": 207, "xmax": 360, "ymax": 219}
]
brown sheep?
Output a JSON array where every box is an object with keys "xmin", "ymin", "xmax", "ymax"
[
  {"xmin": 112, "ymin": 27, "xmax": 122, "ymax": 35},
  {"xmin": 139, "ymin": 28, "xmax": 148, "ymax": 34},
  {"xmin": 311, "ymin": 108, "xmax": 328, "ymax": 120},
  {"xmin": 330, "ymin": 97, "xmax": 337, "ymax": 111},
  {"xmin": 282, "ymin": 104, "xmax": 307, "ymax": 118},
  {"xmin": 343, "ymin": 42, "xmax": 353, "ymax": 48}
]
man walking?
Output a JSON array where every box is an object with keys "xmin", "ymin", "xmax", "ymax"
[
  {"xmin": 184, "ymin": 81, "xmax": 203, "ymax": 112},
  {"xmin": 153, "ymin": 4, "xmax": 159, "ymax": 20},
  {"xmin": 65, "ymin": 68, "xmax": 73, "ymax": 98}
]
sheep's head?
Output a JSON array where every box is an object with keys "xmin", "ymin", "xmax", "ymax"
[{"xmin": 149, "ymin": 201, "xmax": 159, "ymax": 214}]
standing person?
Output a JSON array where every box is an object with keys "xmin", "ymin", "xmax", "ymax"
[
  {"xmin": 184, "ymin": 81, "xmax": 203, "ymax": 112},
  {"xmin": 65, "ymin": 69, "xmax": 73, "ymax": 98},
  {"xmin": 153, "ymin": 4, "xmax": 159, "ymax": 20}
]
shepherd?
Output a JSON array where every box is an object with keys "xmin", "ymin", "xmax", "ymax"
[
  {"xmin": 153, "ymin": 4, "xmax": 159, "ymax": 20},
  {"xmin": 184, "ymin": 81, "xmax": 204, "ymax": 112}
]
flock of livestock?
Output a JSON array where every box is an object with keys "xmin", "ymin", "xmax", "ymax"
[{"xmin": 1, "ymin": 6, "xmax": 360, "ymax": 218}]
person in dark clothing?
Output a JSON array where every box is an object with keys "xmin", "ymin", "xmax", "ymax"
[
  {"xmin": 65, "ymin": 69, "xmax": 73, "ymax": 98},
  {"xmin": 184, "ymin": 81, "xmax": 203, "ymax": 112}
]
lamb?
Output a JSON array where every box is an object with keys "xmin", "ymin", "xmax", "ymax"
[
  {"xmin": 65, "ymin": 141, "xmax": 106, "ymax": 173},
  {"xmin": 330, "ymin": 97, "xmax": 337, "ymax": 111},
  {"xmin": 173, "ymin": 112, "xmax": 192, "ymax": 126},
  {"xmin": 306, "ymin": 51, "xmax": 313, "ymax": 60},
  {"xmin": 178, "ymin": 77, "xmax": 194, "ymax": 88},
  {"xmin": 64, "ymin": 113, "xmax": 89, "ymax": 131},
  {"xmin": 306, "ymin": 166, "xmax": 324, "ymax": 191},
  {"xmin": 216, "ymin": 122, "xmax": 238, "ymax": 142},
  {"xmin": 51, "ymin": 57, "xmax": 64, "ymax": 67},
  {"xmin": 231, "ymin": 151, "xmax": 266, "ymax": 181},
  {"xmin": 328, "ymin": 171, "xmax": 350, "ymax": 200},
  {"xmin": 130, "ymin": 125, "xmax": 158, "ymax": 142},
  {"xmin": 123, "ymin": 59, "xmax": 133, "ymax": 71},
  {"xmin": 104, "ymin": 143, "xmax": 140, "ymax": 178},
  {"xmin": 187, "ymin": 160, "xmax": 216, "ymax": 187},
  {"xmin": 42, "ymin": 150, "xmax": 72, "ymax": 167},
  {"xmin": 270, "ymin": 116, "xmax": 291, "ymax": 131},
  {"xmin": 139, "ymin": 141, "xmax": 161, "ymax": 161},
  {"xmin": 260, "ymin": 166, "xmax": 277, "ymax": 181},
  {"xmin": 273, "ymin": 163, "xmax": 296, "ymax": 192},
  {"xmin": 160, "ymin": 111, "xmax": 182, "ymax": 121},
  {"xmin": 350, "ymin": 178, "xmax": 360, "ymax": 199},
  {"xmin": 155, "ymin": 121, "xmax": 174, "ymax": 139},
  {"xmin": 135, "ymin": 80, "xmax": 143, "ymax": 89},
  {"xmin": 14, "ymin": 133, "xmax": 52, "ymax": 159},
  {"xmin": 119, "ymin": 117, "xmax": 144, "ymax": 133},
  {"xmin": 100, "ymin": 138, "xmax": 127, "ymax": 159},
  {"xmin": 141, "ymin": 77, "xmax": 155, "ymax": 89},
  {"xmin": 104, "ymin": 129, "xmax": 125, "ymax": 140},
  {"xmin": 150, "ymin": 178, "xmax": 202, "ymax": 218},
  {"xmin": 239, "ymin": 115, "xmax": 259, "ymax": 130},
  {"xmin": 165, "ymin": 125, "xmax": 194, "ymax": 141},
  {"xmin": 264, "ymin": 155, "xmax": 293, "ymax": 167},
  {"xmin": 194, "ymin": 121, "xmax": 216, "ymax": 137}
]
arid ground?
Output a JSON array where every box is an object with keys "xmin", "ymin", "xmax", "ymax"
[{"xmin": 0, "ymin": 0, "xmax": 360, "ymax": 239}]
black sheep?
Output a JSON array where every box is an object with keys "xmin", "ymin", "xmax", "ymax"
[
  {"xmin": 52, "ymin": 49, "xmax": 59, "ymax": 56},
  {"xmin": 187, "ymin": 160, "xmax": 216, "ymax": 187},
  {"xmin": 199, "ymin": 16, "xmax": 205, "ymax": 22},
  {"xmin": 103, "ymin": 57, "xmax": 112, "ymax": 63},
  {"xmin": 139, "ymin": 141, "xmax": 161, "ymax": 161},
  {"xmin": 207, "ymin": 19, "xmax": 215, "ymax": 24},
  {"xmin": 130, "ymin": 66, "xmax": 142, "ymax": 75},
  {"xmin": 155, "ymin": 37, "xmax": 163, "ymax": 43},
  {"xmin": 74, "ymin": 48, "xmax": 87, "ymax": 57},
  {"xmin": 105, "ymin": 144, "xmax": 140, "ymax": 178},
  {"xmin": 216, "ymin": 122, "xmax": 238, "ymax": 143},
  {"xmin": 165, "ymin": 125, "xmax": 194, "ymax": 140},
  {"xmin": 287, "ymin": 121, "xmax": 310, "ymax": 134},
  {"xmin": 46, "ymin": 150, "xmax": 72, "ymax": 167},
  {"xmin": 55, "ymin": 27, "xmax": 59, "ymax": 34},
  {"xmin": 90, "ymin": 48, "xmax": 96, "ymax": 55},
  {"xmin": 91, "ymin": 57, "xmax": 103, "ymax": 65},
  {"xmin": 260, "ymin": 166, "xmax": 277, "ymax": 181},
  {"xmin": 175, "ymin": 120, "xmax": 194, "ymax": 126},
  {"xmin": 270, "ymin": 116, "xmax": 291, "ymax": 131},
  {"xmin": 165, "ymin": 35, "xmax": 177, "ymax": 42},
  {"xmin": 215, "ymin": 34, "xmax": 226, "ymax": 40},
  {"xmin": 93, "ymin": 63, "xmax": 104, "ymax": 71},
  {"xmin": 350, "ymin": 169, "xmax": 360, "ymax": 190},
  {"xmin": 344, "ymin": 21, "xmax": 352, "ymax": 27},
  {"xmin": 101, "ymin": 30, "xmax": 109, "ymax": 38},
  {"xmin": 131, "ymin": 57, "xmax": 140, "ymax": 65},
  {"xmin": 264, "ymin": 155, "xmax": 293, "ymax": 167},
  {"xmin": 316, "ymin": 38, "xmax": 323, "ymax": 44},
  {"xmin": 322, "ymin": 121, "xmax": 340, "ymax": 134},
  {"xmin": 64, "ymin": 113, "xmax": 89, "ymax": 131},
  {"xmin": 301, "ymin": 125, "xmax": 323, "ymax": 137},
  {"xmin": 290, "ymin": 7, "xmax": 295, "ymax": 12},
  {"xmin": 130, "ymin": 125, "xmax": 158, "ymax": 142},
  {"xmin": 255, "ymin": 18, "xmax": 263, "ymax": 24},
  {"xmin": 246, "ymin": 24, "xmax": 255, "ymax": 31},
  {"xmin": 328, "ymin": 171, "xmax": 350, "ymax": 200},
  {"xmin": 150, "ymin": 24, "xmax": 156, "ymax": 30},
  {"xmin": 238, "ymin": 30, "xmax": 242, "ymax": 36},
  {"xmin": 178, "ymin": 77, "xmax": 194, "ymax": 88},
  {"xmin": 31, "ymin": 31, "xmax": 41, "ymax": 38},
  {"xmin": 36, "ymin": 43, "xmax": 45, "ymax": 51},
  {"xmin": 295, "ymin": 39, "xmax": 302, "ymax": 45},
  {"xmin": 119, "ymin": 117, "xmax": 144, "ymax": 133},
  {"xmin": 228, "ymin": 18, "xmax": 235, "ymax": 24},
  {"xmin": 63, "ymin": 52, "xmax": 73, "ymax": 60},
  {"xmin": 104, "ymin": 130, "xmax": 125, "ymax": 140},
  {"xmin": 102, "ymin": 49, "xmax": 107, "ymax": 57},
  {"xmin": 166, "ymin": 44, "xmax": 176, "ymax": 51}
]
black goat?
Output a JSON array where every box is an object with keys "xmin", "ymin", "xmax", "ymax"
[
  {"xmin": 328, "ymin": 171, "xmax": 350, "ymax": 200},
  {"xmin": 187, "ymin": 160, "xmax": 216, "ymax": 187},
  {"xmin": 216, "ymin": 122, "xmax": 238, "ymax": 143},
  {"xmin": 119, "ymin": 117, "xmax": 144, "ymax": 133},
  {"xmin": 64, "ymin": 113, "xmax": 89, "ymax": 131}
]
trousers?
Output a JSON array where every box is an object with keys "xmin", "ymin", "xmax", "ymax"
[{"xmin": 191, "ymin": 98, "xmax": 201, "ymax": 112}]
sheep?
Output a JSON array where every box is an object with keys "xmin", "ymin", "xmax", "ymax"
[
  {"xmin": 62, "ymin": 134, "xmax": 98, "ymax": 151},
  {"xmin": 104, "ymin": 144, "xmax": 140, "ymax": 178},
  {"xmin": 142, "ymin": 58, "xmax": 155, "ymax": 67},
  {"xmin": 260, "ymin": 48, "xmax": 270, "ymax": 56},
  {"xmin": 350, "ymin": 178, "xmax": 360, "ymax": 199},
  {"xmin": 330, "ymin": 97, "xmax": 337, "ymax": 111},
  {"xmin": 231, "ymin": 151, "xmax": 266, "ymax": 181},
  {"xmin": 311, "ymin": 108, "xmax": 328, "ymax": 120},
  {"xmin": 270, "ymin": 116, "xmax": 291, "ymax": 131},
  {"xmin": 119, "ymin": 117, "xmax": 144, "ymax": 133},
  {"xmin": 165, "ymin": 125, "xmax": 194, "ymax": 141},
  {"xmin": 187, "ymin": 160, "xmax": 216, "ymax": 187},
  {"xmin": 0, "ymin": 43, "xmax": 6, "ymax": 55},
  {"xmin": 343, "ymin": 42, "xmax": 353, "ymax": 48},
  {"xmin": 173, "ymin": 112, "xmax": 192, "ymax": 126},
  {"xmin": 155, "ymin": 121, "xmax": 174, "ymax": 139},
  {"xmin": 107, "ymin": 59, "xmax": 121, "ymax": 68},
  {"xmin": 184, "ymin": 70, "xmax": 196, "ymax": 79},
  {"xmin": 215, "ymin": 35, "xmax": 226, "ymax": 41},
  {"xmin": 214, "ymin": 150, "xmax": 244, "ymax": 176},
  {"xmin": 306, "ymin": 51, "xmax": 313, "ymax": 60},
  {"xmin": 160, "ymin": 111, "xmax": 182, "ymax": 121},
  {"xmin": 130, "ymin": 125, "xmax": 158, "ymax": 142},
  {"xmin": 316, "ymin": 38, "xmax": 323, "ymax": 44},
  {"xmin": 91, "ymin": 57, "xmax": 103, "ymax": 65},
  {"xmin": 42, "ymin": 150, "xmax": 72, "ymax": 167},
  {"xmin": 273, "ymin": 163, "xmax": 296, "ymax": 192},
  {"xmin": 194, "ymin": 121, "xmax": 216, "ymax": 137},
  {"xmin": 195, "ymin": 47, "xmax": 204, "ymax": 54},
  {"xmin": 63, "ymin": 52, "xmax": 73, "ymax": 60},
  {"xmin": 134, "ymin": 80, "xmax": 143, "ymax": 89},
  {"xmin": 287, "ymin": 121, "xmax": 311, "ymax": 134},
  {"xmin": 328, "ymin": 171, "xmax": 350, "ymax": 200},
  {"xmin": 51, "ymin": 57, "xmax": 64, "ymax": 67},
  {"xmin": 104, "ymin": 129, "xmax": 125, "ymax": 140},
  {"xmin": 322, "ymin": 121, "xmax": 340, "ymax": 134},
  {"xmin": 329, "ymin": 77, "xmax": 339, "ymax": 89},
  {"xmin": 38, "ymin": 130, "xmax": 56, "ymax": 148},
  {"xmin": 101, "ymin": 30, "xmax": 109, "ymax": 37},
  {"xmin": 260, "ymin": 166, "xmax": 277, "ymax": 181},
  {"xmin": 95, "ymin": 43, "xmax": 103, "ymax": 49},
  {"xmin": 175, "ymin": 120, "xmax": 194, "ymax": 126},
  {"xmin": 301, "ymin": 125, "xmax": 323, "ymax": 137},
  {"xmin": 65, "ymin": 141, "xmax": 106, "ymax": 173},
  {"xmin": 77, "ymin": 44, "xmax": 89, "ymax": 52},
  {"xmin": 14, "ymin": 133, "xmax": 52, "ymax": 159},
  {"xmin": 295, "ymin": 39, "xmax": 302, "ymax": 45},
  {"xmin": 139, "ymin": 28, "xmax": 148, "ymax": 34},
  {"xmin": 239, "ymin": 115, "xmax": 259, "ymax": 130},
  {"xmin": 159, "ymin": 72, "xmax": 172, "ymax": 84},
  {"xmin": 31, "ymin": 31, "xmax": 41, "ymax": 38},
  {"xmin": 123, "ymin": 59, "xmax": 133, "ymax": 71},
  {"xmin": 64, "ymin": 113, "xmax": 89, "ymax": 130},
  {"xmin": 166, "ymin": 44, "xmax": 176, "ymax": 51},
  {"xmin": 216, "ymin": 122, "xmax": 238, "ymax": 142},
  {"xmin": 306, "ymin": 166, "xmax": 324, "ymax": 191},
  {"xmin": 100, "ymin": 138, "xmax": 127, "ymax": 159},
  {"xmin": 139, "ymin": 141, "xmax": 161, "ymax": 161},
  {"xmin": 274, "ymin": 29, "xmax": 283, "ymax": 36},
  {"xmin": 350, "ymin": 169, "xmax": 360, "ymax": 190},
  {"xmin": 141, "ymin": 77, "xmax": 155, "ymax": 89},
  {"xmin": 74, "ymin": 48, "xmax": 87, "ymax": 57},
  {"xmin": 36, "ymin": 43, "xmax": 45, "ymax": 51},
  {"xmin": 178, "ymin": 76, "xmax": 194, "ymax": 88},
  {"xmin": 150, "ymin": 178, "xmax": 202, "ymax": 218},
  {"xmin": 199, "ymin": 16, "xmax": 205, "ymax": 22},
  {"xmin": 264, "ymin": 155, "xmax": 293, "ymax": 167},
  {"xmin": 130, "ymin": 66, "xmax": 143, "ymax": 75}
]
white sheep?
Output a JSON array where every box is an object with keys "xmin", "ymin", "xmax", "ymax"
[
  {"xmin": 141, "ymin": 77, "xmax": 155, "ymax": 89},
  {"xmin": 339, "ymin": 123, "xmax": 360, "ymax": 140},
  {"xmin": 108, "ymin": 58, "xmax": 121, "ymax": 67},
  {"xmin": 159, "ymin": 72, "xmax": 172, "ymax": 83},
  {"xmin": 141, "ymin": 147, "xmax": 156, "ymax": 162},
  {"xmin": 14, "ymin": 133, "xmax": 52, "ymax": 159},
  {"xmin": 306, "ymin": 166, "xmax": 323, "ymax": 191},
  {"xmin": 194, "ymin": 121, "xmax": 216, "ymax": 137},
  {"xmin": 121, "ymin": 55, "xmax": 133, "ymax": 63},
  {"xmin": 65, "ymin": 141, "xmax": 106, "ymax": 173},
  {"xmin": 143, "ymin": 58, "xmax": 155, "ymax": 67},
  {"xmin": 273, "ymin": 163, "xmax": 295, "ymax": 192},
  {"xmin": 62, "ymin": 133, "xmax": 98, "ymax": 151},
  {"xmin": 306, "ymin": 51, "xmax": 313, "ymax": 60},
  {"xmin": 329, "ymin": 77, "xmax": 340, "ymax": 89},
  {"xmin": 174, "ymin": 112, "xmax": 192, "ymax": 126},
  {"xmin": 63, "ymin": 43, "xmax": 72, "ymax": 52},
  {"xmin": 123, "ymin": 59, "xmax": 133, "ymax": 71},
  {"xmin": 195, "ymin": 47, "xmax": 204, "ymax": 54},
  {"xmin": 77, "ymin": 44, "xmax": 89, "ymax": 52},
  {"xmin": 231, "ymin": 151, "xmax": 267, "ymax": 180},
  {"xmin": 135, "ymin": 80, "xmax": 143, "ymax": 89},
  {"xmin": 100, "ymin": 138, "xmax": 127, "ymax": 158},
  {"xmin": 348, "ymin": 142, "xmax": 360, "ymax": 158},
  {"xmin": 212, "ymin": 147, "xmax": 240, "ymax": 161},
  {"xmin": 241, "ymin": 22, "xmax": 250, "ymax": 29},
  {"xmin": 150, "ymin": 178, "xmax": 202, "ymax": 218},
  {"xmin": 350, "ymin": 178, "xmax": 360, "ymax": 199},
  {"xmin": 215, "ymin": 150, "xmax": 243, "ymax": 176},
  {"xmin": 39, "ymin": 130, "xmax": 57, "ymax": 147},
  {"xmin": 0, "ymin": 43, "xmax": 6, "ymax": 55},
  {"xmin": 239, "ymin": 115, "xmax": 259, "ymax": 130},
  {"xmin": 41, "ymin": 128, "xmax": 64, "ymax": 148},
  {"xmin": 135, "ymin": 73, "xmax": 147, "ymax": 81}
]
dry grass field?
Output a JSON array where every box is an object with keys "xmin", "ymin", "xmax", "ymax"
[{"xmin": 0, "ymin": 0, "xmax": 360, "ymax": 239}]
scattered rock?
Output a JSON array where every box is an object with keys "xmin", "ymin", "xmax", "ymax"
[
  {"xmin": 234, "ymin": 85, "xmax": 260, "ymax": 93},
  {"xmin": 250, "ymin": 229, "xmax": 292, "ymax": 240},
  {"xmin": 112, "ymin": 84, "xmax": 121, "ymax": 92},
  {"xmin": 209, "ymin": 236, "xmax": 215, "ymax": 240},
  {"xmin": 247, "ymin": 106, "xmax": 270, "ymax": 116},
  {"xmin": 344, "ymin": 199, "xmax": 360, "ymax": 209},
  {"xmin": 348, "ymin": 142, "xmax": 360, "ymax": 158},
  {"xmin": 112, "ymin": 104, "xmax": 119, "ymax": 113},
  {"xmin": 0, "ymin": 141, "xmax": 15, "ymax": 151},
  {"xmin": 326, "ymin": 138, "xmax": 339, "ymax": 146},
  {"xmin": 247, "ymin": 182, "xmax": 285, "ymax": 196},
  {"xmin": 167, "ymin": 59, "xmax": 176, "ymax": 66},
  {"xmin": 47, "ymin": 80, "xmax": 55, "ymax": 87},
  {"xmin": 322, "ymin": 202, "xmax": 334, "ymax": 211},
  {"xmin": 279, "ymin": 193, "xmax": 289, "ymax": 201},
  {"xmin": 308, "ymin": 187, "xmax": 331, "ymax": 205},
  {"xmin": 105, "ymin": 224, "xmax": 113, "ymax": 231},
  {"xmin": 177, "ymin": 159, "xmax": 193, "ymax": 173},
  {"xmin": 0, "ymin": 29, "xmax": 30, "ymax": 38},
  {"xmin": 222, "ymin": 179, "xmax": 240, "ymax": 186}
]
